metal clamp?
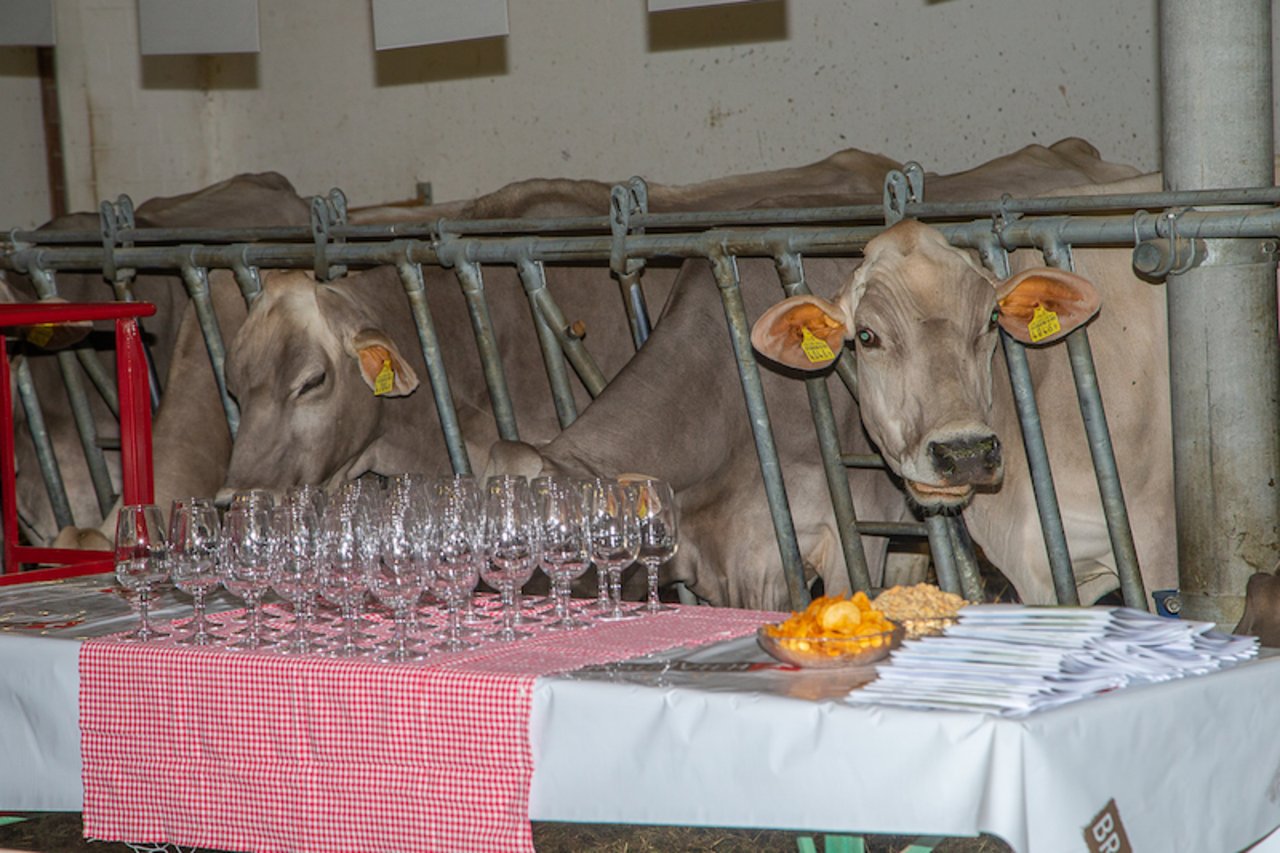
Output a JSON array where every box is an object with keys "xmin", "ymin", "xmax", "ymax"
[
  {"xmin": 882, "ymin": 162, "xmax": 925, "ymax": 226},
  {"xmin": 99, "ymin": 195, "xmax": 137, "ymax": 298},
  {"xmin": 1132, "ymin": 208, "xmax": 1206, "ymax": 280},
  {"xmin": 309, "ymin": 188, "xmax": 349, "ymax": 281},
  {"xmin": 609, "ymin": 177, "xmax": 649, "ymax": 278}
]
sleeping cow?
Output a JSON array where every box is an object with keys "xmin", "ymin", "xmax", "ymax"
[{"xmin": 485, "ymin": 141, "xmax": 1153, "ymax": 610}]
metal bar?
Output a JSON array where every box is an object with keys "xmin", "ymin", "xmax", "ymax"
[
  {"xmin": 57, "ymin": 349, "xmax": 115, "ymax": 517},
  {"xmin": 178, "ymin": 261, "xmax": 239, "ymax": 438},
  {"xmin": 1000, "ymin": 331, "xmax": 1079, "ymax": 605},
  {"xmin": 1062, "ymin": 328, "xmax": 1147, "ymax": 609},
  {"xmin": 23, "ymin": 267, "xmax": 116, "ymax": 520},
  {"xmin": 14, "ymin": 357, "xmax": 73, "ymax": 532},
  {"xmin": 1162, "ymin": 0, "xmax": 1278, "ymax": 628},
  {"xmin": 945, "ymin": 515, "xmax": 985, "ymax": 603},
  {"xmin": 13, "ymin": 203, "xmax": 1280, "ymax": 275},
  {"xmin": 0, "ymin": 332, "xmax": 20, "ymax": 573},
  {"xmin": 975, "ymin": 237, "xmax": 1080, "ymax": 605},
  {"xmin": 452, "ymin": 260, "xmax": 520, "ymax": 442},
  {"xmin": 854, "ymin": 520, "xmax": 928, "ymax": 538},
  {"xmin": 393, "ymin": 259, "xmax": 472, "ymax": 476},
  {"xmin": 116, "ymin": 317, "xmax": 154, "ymax": 505},
  {"xmin": 610, "ymin": 180, "xmax": 654, "ymax": 350},
  {"xmin": 923, "ymin": 514, "xmax": 961, "ymax": 596},
  {"xmin": 775, "ymin": 251, "xmax": 872, "ymax": 594},
  {"xmin": 527, "ymin": 286, "xmax": 608, "ymax": 398},
  {"xmin": 841, "ymin": 453, "xmax": 886, "ymax": 469},
  {"xmin": 709, "ymin": 250, "xmax": 809, "ymax": 609},
  {"xmin": 1037, "ymin": 237, "xmax": 1148, "ymax": 610},
  {"xmin": 516, "ymin": 258, "xmax": 579, "ymax": 429},
  {"xmin": 231, "ymin": 256, "xmax": 264, "ymax": 307},
  {"xmin": 74, "ymin": 347, "xmax": 119, "ymax": 417},
  {"xmin": 17, "ymin": 185, "xmax": 1280, "ymax": 248}
]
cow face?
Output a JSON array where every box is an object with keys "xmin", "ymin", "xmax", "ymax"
[
  {"xmin": 752, "ymin": 220, "xmax": 1099, "ymax": 511},
  {"xmin": 221, "ymin": 269, "xmax": 420, "ymax": 499}
]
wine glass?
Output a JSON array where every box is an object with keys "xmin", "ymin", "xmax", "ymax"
[
  {"xmin": 167, "ymin": 497, "xmax": 222, "ymax": 644},
  {"xmin": 318, "ymin": 500, "xmax": 371, "ymax": 657},
  {"xmin": 532, "ymin": 476, "xmax": 591, "ymax": 630},
  {"xmin": 480, "ymin": 475, "xmax": 539, "ymax": 643},
  {"xmin": 221, "ymin": 505, "xmax": 278, "ymax": 650},
  {"xmin": 574, "ymin": 478, "xmax": 611, "ymax": 614},
  {"xmin": 428, "ymin": 475, "xmax": 483, "ymax": 652},
  {"xmin": 365, "ymin": 498, "xmax": 430, "ymax": 662},
  {"xmin": 587, "ymin": 479, "xmax": 640, "ymax": 622},
  {"xmin": 630, "ymin": 479, "xmax": 679, "ymax": 614},
  {"xmin": 114, "ymin": 503, "xmax": 170, "ymax": 641},
  {"xmin": 269, "ymin": 503, "xmax": 323, "ymax": 654}
]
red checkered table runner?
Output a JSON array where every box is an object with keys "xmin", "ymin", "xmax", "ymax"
[{"xmin": 80, "ymin": 604, "xmax": 778, "ymax": 853}]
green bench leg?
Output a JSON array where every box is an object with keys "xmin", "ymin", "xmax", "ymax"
[{"xmin": 796, "ymin": 833, "xmax": 942, "ymax": 852}]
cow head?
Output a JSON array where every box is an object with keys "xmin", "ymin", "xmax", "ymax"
[
  {"xmin": 752, "ymin": 220, "xmax": 1099, "ymax": 510},
  {"xmin": 220, "ymin": 268, "xmax": 420, "ymax": 500}
]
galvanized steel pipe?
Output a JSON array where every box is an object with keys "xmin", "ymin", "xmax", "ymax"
[
  {"xmin": 775, "ymin": 252, "xmax": 872, "ymax": 594},
  {"xmin": 516, "ymin": 258, "xmax": 579, "ymax": 430},
  {"xmin": 393, "ymin": 258, "xmax": 472, "ymax": 477},
  {"xmin": 710, "ymin": 251, "xmax": 809, "ymax": 609}
]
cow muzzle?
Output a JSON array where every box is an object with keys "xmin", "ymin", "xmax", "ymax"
[{"xmin": 904, "ymin": 433, "xmax": 1003, "ymax": 508}]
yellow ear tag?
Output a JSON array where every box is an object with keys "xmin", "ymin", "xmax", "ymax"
[
  {"xmin": 25, "ymin": 324, "xmax": 54, "ymax": 347},
  {"xmin": 800, "ymin": 326, "xmax": 836, "ymax": 363},
  {"xmin": 373, "ymin": 358, "xmax": 395, "ymax": 396},
  {"xmin": 1028, "ymin": 304, "xmax": 1062, "ymax": 343}
]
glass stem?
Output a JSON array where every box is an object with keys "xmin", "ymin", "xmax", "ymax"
[
  {"xmin": 553, "ymin": 574, "xmax": 571, "ymax": 621},
  {"xmin": 138, "ymin": 587, "xmax": 153, "ymax": 636},
  {"xmin": 500, "ymin": 585, "xmax": 516, "ymax": 634},
  {"xmin": 596, "ymin": 565, "xmax": 610, "ymax": 608},
  {"xmin": 609, "ymin": 566, "xmax": 624, "ymax": 617},
  {"xmin": 191, "ymin": 587, "xmax": 208, "ymax": 638},
  {"xmin": 647, "ymin": 560, "xmax": 662, "ymax": 607},
  {"xmin": 393, "ymin": 608, "xmax": 410, "ymax": 654}
]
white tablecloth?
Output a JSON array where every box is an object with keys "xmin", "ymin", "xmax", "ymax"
[{"xmin": 3, "ymin": 576, "xmax": 1279, "ymax": 852}]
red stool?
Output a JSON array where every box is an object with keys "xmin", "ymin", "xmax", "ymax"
[{"xmin": 0, "ymin": 301, "xmax": 156, "ymax": 584}]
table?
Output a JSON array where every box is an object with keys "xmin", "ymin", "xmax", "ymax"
[{"xmin": 2, "ymin": 575, "xmax": 1279, "ymax": 853}]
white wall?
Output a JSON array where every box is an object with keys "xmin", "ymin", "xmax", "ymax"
[
  {"xmin": 0, "ymin": 47, "xmax": 52, "ymax": 227},
  {"xmin": 1, "ymin": 0, "xmax": 1174, "ymax": 217}
]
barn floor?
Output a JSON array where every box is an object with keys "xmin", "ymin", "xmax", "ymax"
[{"xmin": 0, "ymin": 813, "xmax": 1014, "ymax": 852}]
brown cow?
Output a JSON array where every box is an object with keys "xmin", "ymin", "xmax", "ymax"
[{"xmin": 486, "ymin": 140, "xmax": 1145, "ymax": 609}]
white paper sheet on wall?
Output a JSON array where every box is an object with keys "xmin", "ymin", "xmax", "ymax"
[
  {"xmin": 371, "ymin": 0, "xmax": 509, "ymax": 50},
  {"xmin": 0, "ymin": 0, "xmax": 55, "ymax": 46},
  {"xmin": 137, "ymin": 0, "xmax": 260, "ymax": 55},
  {"xmin": 647, "ymin": 0, "xmax": 768, "ymax": 11}
]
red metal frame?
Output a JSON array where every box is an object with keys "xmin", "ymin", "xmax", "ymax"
[{"xmin": 0, "ymin": 301, "xmax": 156, "ymax": 585}]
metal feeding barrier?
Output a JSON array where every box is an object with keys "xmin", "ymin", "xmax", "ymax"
[{"xmin": 3, "ymin": 169, "xmax": 1279, "ymax": 609}]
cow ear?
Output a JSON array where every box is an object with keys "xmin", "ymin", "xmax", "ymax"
[
  {"xmin": 751, "ymin": 295, "xmax": 850, "ymax": 371},
  {"xmin": 350, "ymin": 330, "xmax": 420, "ymax": 397},
  {"xmin": 996, "ymin": 267, "xmax": 1101, "ymax": 346}
]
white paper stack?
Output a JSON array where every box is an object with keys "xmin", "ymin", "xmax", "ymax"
[{"xmin": 846, "ymin": 604, "xmax": 1259, "ymax": 716}]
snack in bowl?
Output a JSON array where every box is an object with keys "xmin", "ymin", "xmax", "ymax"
[
  {"xmin": 758, "ymin": 592, "xmax": 904, "ymax": 668},
  {"xmin": 872, "ymin": 583, "xmax": 967, "ymax": 639}
]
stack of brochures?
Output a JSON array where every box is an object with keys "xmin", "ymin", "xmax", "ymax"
[{"xmin": 846, "ymin": 605, "xmax": 1259, "ymax": 716}]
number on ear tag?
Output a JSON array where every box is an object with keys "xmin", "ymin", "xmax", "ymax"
[
  {"xmin": 1028, "ymin": 305, "xmax": 1062, "ymax": 343},
  {"xmin": 374, "ymin": 358, "xmax": 395, "ymax": 396},
  {"xmin": 800, "ymin": 327, "xmax": 836, "ymax": 363}
]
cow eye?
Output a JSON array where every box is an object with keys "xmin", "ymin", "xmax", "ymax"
[
  {"xmin": 989, "ymin": 308, "xmax": 1000, "ymax": 329},
  {"xmin": 296, "ymin": 371, "xmax": 326, "ymax": 397},
  {"xmin": 855, "ymin": 328, "xmax": 880, "ymax": 349}
]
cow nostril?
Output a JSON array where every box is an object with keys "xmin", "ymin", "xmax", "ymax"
[
  {"xmin": 928, "ymin": 441, "xmax": 957, "ymax": 476},
  {"xmin": 985, "ymin": 436, "xmax": 1002, "ymax": 469}
]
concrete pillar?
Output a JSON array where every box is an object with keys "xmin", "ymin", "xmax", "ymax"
[{"xmin": 1160, "ymin": 0, "xmax": 1279, "ymax": 626}]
